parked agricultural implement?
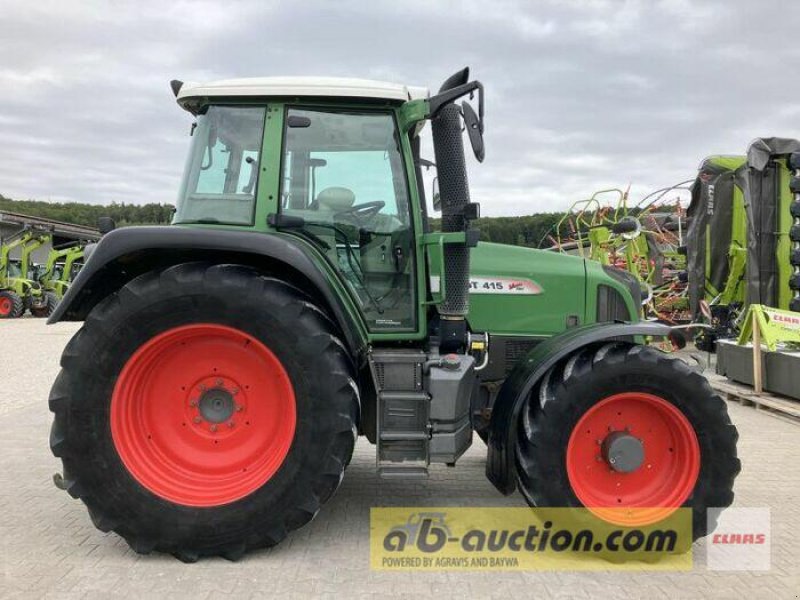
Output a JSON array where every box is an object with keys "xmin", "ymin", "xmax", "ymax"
[
  {"xmin": 685, "ymin": 156, "xmax": 748, "ymax": 351},
  {"xmin": 48, "ymin": 69, "xmax": 739, "ymax": 561},
  {"xmin": 552, "ymin": 185, "xmax": 691, "ymax": 323},
  {"xmin": 690, "ymin": 141, "xmax": 800, "ymax": 351},
  {"xmin": 715, "ymin": 142, "xmax": 800, "ymax": 396},
  {"xmin": 0, "ymin": 229, "xmax": 56, "ymax": 318}
]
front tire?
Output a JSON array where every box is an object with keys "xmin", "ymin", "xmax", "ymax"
[
  {"xmin": 0, "ymin": 290, "xmax": 24, "ymax": 318},
  {"xmin": 31, "ymin": 291, "xmax": 58, "ymax": 318},
  {"xmin": 49, "ymin": 263, "xmax": 358, "ymax": 561},
  {"xmin": 515, "ymin": 343, "xmax": 739, "ymax": 541}
]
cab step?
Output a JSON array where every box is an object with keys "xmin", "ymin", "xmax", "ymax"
[{"xmin": 370, "ymin": 350, "xmax": 431, "ymax": 479}]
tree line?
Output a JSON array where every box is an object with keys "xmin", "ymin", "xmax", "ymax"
[
  {"xmin": 0, "ymin": 195, "xmax": 175, "ymax": 228},
  {"xmin": 431, "ymin": 213, "xmax": 568, "ymax": 249},
  {"xmin": 1, "ymin": 194, "xmax": 570, "ymax": 249}
]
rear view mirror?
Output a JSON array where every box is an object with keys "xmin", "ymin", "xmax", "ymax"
[
  {"xmin": 462, "ymin": 101, "xmax": 484, "ymax": 163},
  {"xmin": 432, "ymin": 177, "xmax": 441, "ymax": 211}
]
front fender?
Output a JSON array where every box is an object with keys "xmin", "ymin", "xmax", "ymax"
[
  {"xmin": 48, "ymin": 226, "xmax": 368, "ymax": 358},
  {"xmin": 485, "ymin": 321, "xmax": 680, "ymax": 494}
]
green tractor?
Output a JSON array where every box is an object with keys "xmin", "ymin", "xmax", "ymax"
[
  {"xmin": 33, "ymin": 243, "xmax": 85, "ymax": 301},
  {"xmin": 0, "ymin": 230, "xmax": 56, "ymax": 318},
  {"xmin": 48, "ymin": 69, "xmax": 740, "ymax": 561}
]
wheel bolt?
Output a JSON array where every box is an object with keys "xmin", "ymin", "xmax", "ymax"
[
  {"xmin": 210, "ymin": 424, "xmax": 217, "ymax": 433},
  {"xmin": 227, "ymin": 421, "xmax": 235, "ymax": 428},
  {"xmin": 199, "ymin": 384, "xmax": 207, "ymax": 392},
  {"xmin": 215, "ymin": 378, "xmax": 223, "ymax": 387},
  {"xmin": 231, "ymin": 388, "xmax": 239, "ymax": 395},
  {"xmin": 235, "ymin": 405, "xmax": 243, "ymax": 412},
  {"xmin": 193, "ymin": 416, "xmax": 202, "ymax": 424},
  {"xmin": 190, "ymin": 400, "xmax": 198, "ymax": 407}
]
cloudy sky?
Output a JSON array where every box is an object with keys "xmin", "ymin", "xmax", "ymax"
[{"xmin": 1, "ymin": 0, "xmax": 798, "ymax": 216}]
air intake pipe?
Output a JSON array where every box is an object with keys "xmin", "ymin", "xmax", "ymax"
[
  {"xmin": 432, "ymin": 103, "xmax": 471, "ymax": 318},
  {"xmin": 429, "ymin": 69, "xmax": 483, "ymax": 351}
]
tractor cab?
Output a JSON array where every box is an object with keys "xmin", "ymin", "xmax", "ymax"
[{"xmin": 172, "ymin": 77, "xmax": 440, "ymax": 333}]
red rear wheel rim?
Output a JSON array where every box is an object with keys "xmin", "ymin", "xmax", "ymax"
[
  {"xmin": 566, "ymin": 392, "xmax": 700, "ymax": 526},
  {"xmin": 111, "ymin": 324, "xmax": 296, "ymax": 507},
  {"xmin": 0, "ymin": 297, "xmax": 12, "ymax": 316}
]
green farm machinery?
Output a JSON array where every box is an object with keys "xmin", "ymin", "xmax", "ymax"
[
  {"xmin": 0, "ymin": 229, "xmax": 56, "ymax": 318},
  {"xmin": 552, "ymin": 185, "xmax": 691, "ymax": 323},
  {"xmin": 688, "ymin": 142, "xmax": 800, "ymax": 351},
  {"xmin": 685, "ymin": 156, "xmax": 748, "ymax": 351},
  {"xmin": 48, "ymin": 69, "xmax": 739, "ymax": 561},
  {"xmin": 713, "ymin": 141, "xmax": 800, "ymax": 397},
  {"xmin": 32, "ymin": 243, "xmax": 85, "ymax": 300}
]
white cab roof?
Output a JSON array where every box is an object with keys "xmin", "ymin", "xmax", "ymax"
[{"xmin": 177, "ymin": 77, "xmax": 429, "ymax": 104}]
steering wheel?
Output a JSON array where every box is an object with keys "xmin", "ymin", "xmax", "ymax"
[{"xmin": 335, "ymin": 201, "xmax": 385, "ymax": 225}]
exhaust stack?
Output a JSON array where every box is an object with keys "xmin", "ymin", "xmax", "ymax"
[
  {"xmin": 428, "ymin": 69, "xmax": 484, "ymax": 352},
  {"xmin": 432, "ymin": 102, "xmax": 471, "ymax": 320}
]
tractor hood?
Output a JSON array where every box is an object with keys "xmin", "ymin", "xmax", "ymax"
[
  {"xmin": 460, "ymin": 243, "xmax": 587, "ymax": 336},
  {"xmin": 448, "ymin": 242, "xmax": 640, "ymax": 336}
]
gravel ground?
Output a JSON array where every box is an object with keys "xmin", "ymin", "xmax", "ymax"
[{"xmin": 1, "ymin": 317, "xmax": 798, "ymax": 599}]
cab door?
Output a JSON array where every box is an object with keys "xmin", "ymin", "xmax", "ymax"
[{"xmin": 279, "ymin": 107, "xmax": 418, "ymax": 332}]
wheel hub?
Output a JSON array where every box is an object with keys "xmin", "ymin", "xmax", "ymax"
[
  {"xmin": 601, "ymin": 431, "xmax": 644, "ymax": 473},
  {"xmin": 198, "ymin": 387, "xmax": 235, "ymax": 423}
]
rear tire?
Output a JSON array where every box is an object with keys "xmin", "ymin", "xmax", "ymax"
[
  {"xmin": 49, "ymin": 263, "xmax": 358, "ymax": 561},
  {"xmin": 31, "ymin": 291, "xmax": 58, "ymax": 318},
  {"xmin": 515, "ymin": 343, "xmax": 739, "ymax": 542},
  {"xmin": 0, "ymin": 290, "xmax": 24, "ymax": 318}
]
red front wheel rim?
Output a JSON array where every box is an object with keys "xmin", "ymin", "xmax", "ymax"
[
  {"xmin": 566, "ymin": 392, "xmax": 700, "ymax": 526},
  {"xmin": 0, "ymin": 297, "xmax": 12, "ymax": 316},
  {"xmin": 111, "ymin": 324, "xmax": 296, "ymax": 507}
]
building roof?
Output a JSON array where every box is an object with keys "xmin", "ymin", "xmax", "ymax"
[
  {"xmin": 177, "ymin": 77, "xmax": 429, "ymax": 105},
  {"xmin": 0, "ymin": 211, "xmax": 100, "ymax": 241}
]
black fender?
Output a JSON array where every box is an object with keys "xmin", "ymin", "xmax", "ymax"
[
  {"xmin": 48, "ymin": 226, "xmax": 368, "ymax": 359},
  {"xmin": 485, "ymin": 320, "xmax": 683, "ymax": 495}
]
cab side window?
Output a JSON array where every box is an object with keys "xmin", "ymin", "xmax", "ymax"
[{"xmin": 281, "ymin": 108, "xmax": 416, "ymax": 331}]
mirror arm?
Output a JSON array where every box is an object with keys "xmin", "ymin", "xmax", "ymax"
[{"xmin": 428, "ymin": 80, "xmax": 483, "ymax": 124}]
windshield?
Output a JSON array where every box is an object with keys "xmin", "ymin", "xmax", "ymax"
[
  {"xmin": 280, "ymin": 108, "xmax": 416, "ymax": 331},
  {"xmin": 173, "ymin": 105, "xmax": 266, "ymax": 226}
]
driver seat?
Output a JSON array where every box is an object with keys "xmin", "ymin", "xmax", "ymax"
[{"xmin": 314, "ymin": 187, "xmax": 355, "ymax": 212}]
